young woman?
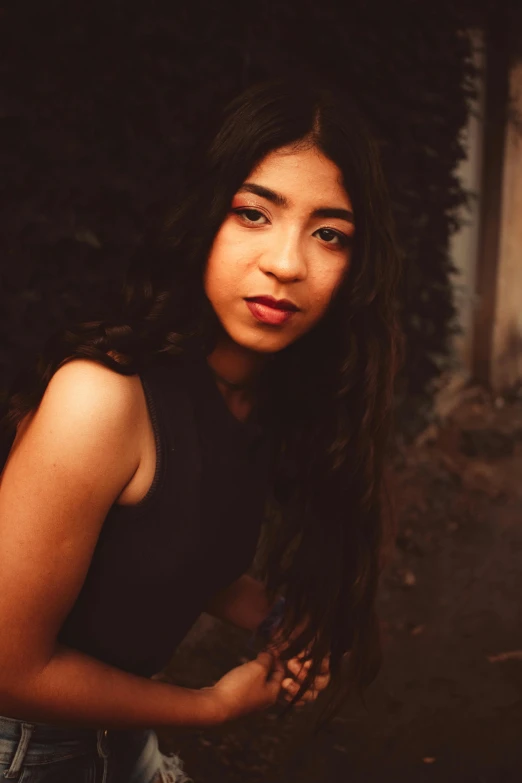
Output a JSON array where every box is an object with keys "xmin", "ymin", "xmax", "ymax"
[{"xmin": 0, "ymin": 78, "xmax": 401, "ymax": 782}]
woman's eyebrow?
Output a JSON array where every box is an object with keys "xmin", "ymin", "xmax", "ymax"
[
  {"xmin": 312, "ymin": 207, "xmax": 354, "ymax": 224},
  {"xmin": 238, "ymin": 182, "xmax": 287, "ymax": 206},
  {"xmin": 237, "ymin": 182, "xmax": 354, "ymax": 224}
]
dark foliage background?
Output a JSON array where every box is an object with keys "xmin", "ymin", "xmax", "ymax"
[{"xmin": 0, "ymin": 0, "xmax": 517, "ymax": 422}]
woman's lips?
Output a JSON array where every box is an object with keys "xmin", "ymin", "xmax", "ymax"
[{"xmin": 245, "ymin": 297, "xmax": 298, "ymax": 326}]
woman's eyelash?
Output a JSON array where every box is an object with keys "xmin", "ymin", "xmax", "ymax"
[
  {"xmin": 316, "ymin": 228, "xmax": 351, "ymax": 248},
  {"xmin": 232, "ymin": 207, "xmax": 266, "ymax": 223},
  {"xmin": 232, "ymin": 209, "xmax": 351, "ymax": 247}
]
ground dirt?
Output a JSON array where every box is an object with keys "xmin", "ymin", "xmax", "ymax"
[{"xmin": 160, "ymin": 386, "xmax": 522, "ymax": 783}]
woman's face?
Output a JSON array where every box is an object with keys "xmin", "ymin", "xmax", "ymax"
[{"xmin": 204, "ymin": 144, "xmax": 354, "ymax": 354}]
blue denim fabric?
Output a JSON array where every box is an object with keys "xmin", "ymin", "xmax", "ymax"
[{"xmin": 0, "ymin": 715, "xmax": 190, "ymax": 783}]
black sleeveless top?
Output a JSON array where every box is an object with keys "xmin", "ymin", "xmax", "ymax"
[{"xmin": 58, "ymin": 357, "xmax": 273, "ymax": 677}]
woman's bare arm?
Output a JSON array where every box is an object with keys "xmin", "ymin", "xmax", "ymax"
[{"xmin": 0, "ymin": 360, "xmax": 219, "ymax": 728}]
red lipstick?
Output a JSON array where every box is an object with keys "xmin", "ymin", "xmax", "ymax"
[{"xmin": 245, "ymin": 296, "xmax": 299, "ymax": 326}]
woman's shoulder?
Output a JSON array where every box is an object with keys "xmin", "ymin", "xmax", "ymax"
[
  {"xmin": 16, "ymin": 358, "xmax": 144, "ymax": 456},
  {"xmin": 50, "ymin": 357, "xmax": 143, "ymax": 417},
  {"xmin": 3, "ymin": 358, "xmax": 144, "ymax": 509}
]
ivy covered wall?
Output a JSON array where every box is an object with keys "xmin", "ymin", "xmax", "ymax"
[{"xmin": 1, "ymin": 1, "xmax": 514, "ymax": 420}]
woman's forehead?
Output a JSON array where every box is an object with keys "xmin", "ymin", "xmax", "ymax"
[{"xmin": 244, "ymin": 146, "xmax": 352, "ymax": 211}]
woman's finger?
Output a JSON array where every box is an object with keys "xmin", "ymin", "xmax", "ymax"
[
  {"xmin": 286, "ymin": 654, "xmax": 330, "ymax": 679},
  {"xmin": 286, "ymin": 657, "xmax": 311, "ymax": 679},
  {"xmin": 313, "ymin": 673, "xmax": 330, "ymax": 691},
  {"xmin": 282, "ymin": 677, "xmax": 321, "ymax": 702},
  {"xmin": 285, "ymin": 663, "xmax": 330, "ymax": 692},
  {"xmin": 283, "ymin": 687, "xmax": 317, "ymax": 704},
  {"xmin": 269, "ymin": 658, "xmax": 286, "ymax": 684},
  {"xmin": 320, "ymin": 655, "xmax": 331, "ymax": 674},
  {"xmin": 282, "ymin": 677, "xmax": 299, "ymax": 694},
  {"xmin": 255, "ymin": 651, "xmax": 275, "ymax": 671}
]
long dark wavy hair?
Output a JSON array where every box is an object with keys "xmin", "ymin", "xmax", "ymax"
[{"xmin": 5, "ymin": 77, "xmax": 402, "ymax": 721}]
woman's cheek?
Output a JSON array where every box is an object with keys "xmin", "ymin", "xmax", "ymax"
[
  {"xmin": 204, "ymin": 248, "xmax": 229, "ymax": 300},
  {"xmin": 310, "ymin": 271, "xmax": 342, "ymax": 309}
]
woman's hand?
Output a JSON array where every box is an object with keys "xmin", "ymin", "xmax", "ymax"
[
  {"xmin": 262, "ymin": 608, "xmax": 331, "ymax": 707},
  {"xmin": 281, "ymin": 654, "xmax": 331, "ymax": 707},
  {"xmin": 210, "ymin": 651, "xmax": 285, "ymax": 722}
]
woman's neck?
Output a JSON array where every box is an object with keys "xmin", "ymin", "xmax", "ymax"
[{"xmin": 207, "ymin": 337, "xmax": 267, "ymax": 422}]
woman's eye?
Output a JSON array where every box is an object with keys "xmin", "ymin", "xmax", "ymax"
[
  {"xmin": 233, "ymin": 208, "xmax": 268, "ymax": 225},
  {"xmin": 315, "ymin": 227, "xmax": 349, "ymax": 248}
]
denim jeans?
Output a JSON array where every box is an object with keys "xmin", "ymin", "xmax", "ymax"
[{"xmin": 0, "ymin": 715, "xmax": 191, "ymax": 782}]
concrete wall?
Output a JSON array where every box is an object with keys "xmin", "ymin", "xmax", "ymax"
[
  {"xmin": 490, "ymin": 62, "xmax": 522, "ymax": 390},
  {"xmin": 436, "ymin": 33, "xmax": 484, "ymax": 418},
  {"xmin": 449, "ymin": 35, "xmax": 485, "ymax": 377}
]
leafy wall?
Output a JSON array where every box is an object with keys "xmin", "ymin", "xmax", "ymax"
[{"xmin": 1, "ymin": 1, "xmax": 512, "ymax": 421}]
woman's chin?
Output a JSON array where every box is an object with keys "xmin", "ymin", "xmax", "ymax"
[{"xmin": 226, "ymin": 329, "xmax": 299, "ymax": 355}]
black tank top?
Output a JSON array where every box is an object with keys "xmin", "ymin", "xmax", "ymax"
[{"xmin": 58, "ymin": 356, "xmax": 273, "ymax": 677}]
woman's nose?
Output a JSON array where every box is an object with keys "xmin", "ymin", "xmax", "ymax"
[{"xmin": 258, "ymin": 234, "xmax": 307, "ymax": 282}]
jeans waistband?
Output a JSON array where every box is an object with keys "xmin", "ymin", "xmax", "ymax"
[
  {"xmin": 0, "ymin": 714, "xmax": 104, "ymax": 767},
  {"xmin": 0, "ymin": 715, "xmax": 99, "ymax": 743}
]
